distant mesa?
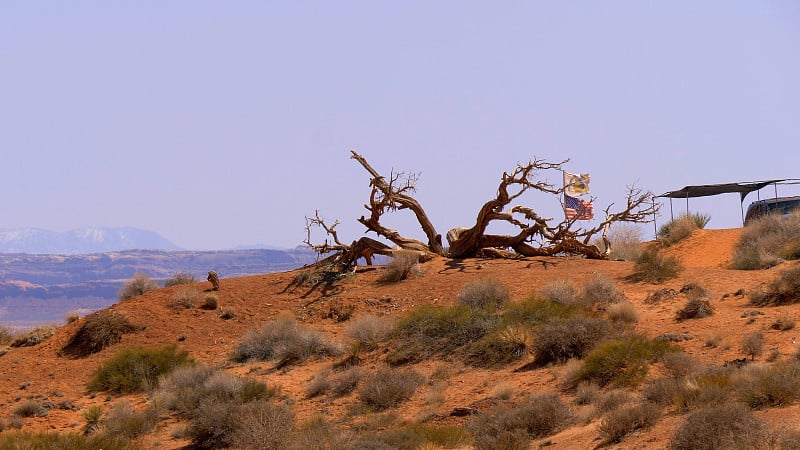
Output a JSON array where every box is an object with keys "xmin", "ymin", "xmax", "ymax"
[{"xmin": 0, "ymin": 227, "xmax": 182, "ymax": 254}]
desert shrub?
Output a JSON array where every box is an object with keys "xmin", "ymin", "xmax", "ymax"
[
  {"xmin": 101, "ymin": 402, "xmax": 160, "ymax": 439},
  {"xmin": 164, "ymin": 272, "xmax": 196, "ymax": 287},
  {"xmin": 540, "ymin": 279, "xmax": 578, "ymax": 306},
  {"xmin": 192, "ymin": 399, "xmax": 292, "ymax": 450},
  {"xmin": 366, "ymin": 423, "xmax": 472, "ymax": 450},
  {"xmin": 628, "ymin": 248, "xmax": 683, "ymax": 283},
  {"xmin": 742, "ymin": 331, "xmax": 765, "ymax": 360},
  {"xmin": 201, "ymin": 294, "xmax": 219, "ymax": 310},
  {"xmin": 358, "ymin": 367, "xmax": 423, "ymax": 410},
  {"xmin": 733, "ymin": 211, "xmax": 800, "ymax": 270},
  {"xmin": 388, "ymin": 304, "xmax": 497, "ymax": 364},
  {"xmin": 171, "ymin": 286, "xmax": 201, "ymax": 309},
  {"xmin": 0, "ymin": 432, "xmax": 134, "ymax": 450},
  {"xmin": 291, "ymin": 416, "xmax": 354, "ymax": 450},
  {"xmin": 662, "ymin": 352, "xmax": 700, "ymax": 378},
  {"xmin": 780, "ymin": 429, "xmax": 800, "ymax": 450},
  {"xmin": 606, "ymin": 301, "xmax": 638, "ymax": 323},
  {"xmin": 733, "ymin": 360, "xmax": 800, "ymax": 408},
  {"xmin": 573, "ymin": 382, "xmax": 599, "ymax": 405},
  {"xmin": 89, "ymin": 344, "xmax": 192, "ymax": 393},
  {"xmin": 750, "ymin": 266, "xmax": 800, "ymax": 306},
  {"xmin": 83, "ymin": 405, "xmax": 103, "ymax": 435},
  {"xmin": 10, "ymin": 326, "xmax": 54, "ymax": 347},
  {"xmin": 457, "ymin": 278, "xmax": 511, "ymax": 311},
  {"xmin": 219, "ymin": 307, "xmax": 235, "ymax": 319},
  {"xmin": 118, "ymin": 272, "xmax": 160, "ymax": 300},
  {"xmin": 658, "ymin": 213, "xmax": 710, "ymax": 246},
  {"xmin": 669, "ymin": 403, "xmax": 766, "ymax": 450},
  {"xmin": 331, "ymin": 367, "xmax": 364, "ymax": 397},
  {"xmin": 606, "ymin": 223, "xmax": 644, "ymax": 261},
  {"xmin": 62, "ymin": 310, "xmax": 141, "ymax": 357},
  {"xmin": 468, "ymin": 393, "xmax": 573, "ymax": 449},
  {"xmin": 675, "ymin": 298, "xmax": 714, "ymax": 321},
  {"xmin": 466, "ymin": 324, "xmax": 535, "ymax": 367},
  {"xmin": 65, "ymin": 311, "xmax": 81, "ymax": 324},
  {"xmin": 502, "ymin": 297, "xmax": 583, "ymax": 326},
  {"xmin": 580, "ymin": 273, "xmax": 626, "ymax": 307},
  {"xmin": 599, "ymin": 401, "xmax": 661, "ymax": 444},
  {"xmin": 570, "ymin": 336, "xmax": 674, "ymax": 387},
  {"xmin": 594, "ymin": 389, "xmax": 634, "ymax": 414},
  {"xmin": 231, "ymin": 313, "xmax": 341, "ymax": 364},
  {"xmin": 380, "ymin": 250, "xmax": 420, "ymax": 282},
  {"xmin": 346, "ymin": 314, "xmax": 394, "ymax": 350},
  {"xmin": 0, "ymin": 326, "xmax": 12, "ymax": 345},
  {"xmin": 532, "ymin": 316, "xmax": 612, "ymax": 366},
  {"xmin": 772, "ymin": 314, "xmax": 796, "ymax": 331},
  {"xmin": 14, "ymin": 400, "xmax": 48, "ymax": 417},
  {"xmin": 305, "ymin": 371, "xmax": 333, "ymax": 398}
]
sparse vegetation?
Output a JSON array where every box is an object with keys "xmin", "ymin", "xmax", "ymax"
[
  {"xmin": 164, "ymin": 271, "xmax": 197, "ymax": 287},
  {"xmin": 118, "ymin": 272, "xmax": 160, "ymax": 300},
  {"xmin": 10, "ymin": 326, "xmax": 54, "ymax": 347},
  {"xmin": 606, "ymin": 223, "xmax": 644, "ymax": 261},
  {"xmin": 658, "ymin": 212, "xmax": 710, "ymax": 246},
  {"xmin": 231, "ymin": 313, "xmax": 342, "ymax": 364},
  {"xmin": 89, "ymin": 344, "xmax": 192, "ymax": 393},
  {"xmin": 101, "ymin": 402, "xmax": 160, "ymax": 439},
  {"xmin": 346, "ymin": 313, "xmax": 394, "ymax": 350},
  {"xmin": 0, "ymin": 432, "xmax": 134, "ymax": 450},
  {"xmin": 599, "ymin": 401, "xmax": 661, "ymax": 444},
  {"xmin": 458, "ymin": 278, "xmax": 511, "ymax": 311},
  {"xmin": 628, "ymin": 248, "xmax": 683, "ymax": 283},
  {"xmin": 606, "ymin": 301, "xmax": 638, "ymax": 323},
  {"xmin": 468, "ymin": 393, "xmax": 574, "ymax": 450},
  {"xmin": 733, "ymin": 360, "xmax": 800, "ymax": 408},
  {"xmin": 358, "ymin": 367, "xmax": 423, "ymax": 410},
  {"xmin": 669, "ymin": 403, "xmax": 766, "ymax": 450},
  {"xmin": 201, "ymin": 293, "xmax": 219, "ymax": 310},
  {"xmin": 62, "ymin": 310, "xmax": 141, "ymax": 357},
  {"xmin": 540, "ymin": 279, "xmax": 578, "ymax": 307},
  {"xmin": 14, "ymin": 400, "xmax": 48, "ymax": 417},
  {"xmin": 380, "ymin": 250, "xmax": 421, "ymax": 282},
  {"xmin": 532, "ymin": 316, "xmax": 612, "ymax": 366},
  {"xmin": 569, "ymin": 336, "xmax": 675, "ymax": 387},
  {"xmin": 741, "ymin": 331, "xmax": 764, "ymax": 360},
  {"xmin": 771, "ymin": 314, "xmax": 796, "ymax": 331},
  {"xmin": 732, "ymin": 210, "xmax": 800, "ymax": 270},
  {"xmin": 580, "ymin": 273, "xmax": 626, "ymax": 307},
  {"xmin": 750, "ymin": 266, "xmax": 800, "ymax": 306},
  {"xmin": 675, "ymin": 297, "xmax": 714, "ymax": 321},
  {"xmin": 171, "ymin": 286, "xmax": 201, "ymax": 309}
]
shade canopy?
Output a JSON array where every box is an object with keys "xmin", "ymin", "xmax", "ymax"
[{"xmin": 657, "ymin": 180, "xmax": 786, "ymax": 202}]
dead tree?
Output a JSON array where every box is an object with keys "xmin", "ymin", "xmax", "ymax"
[{"xmin": 306, "ymin": 152, "xmax": 659, "ymax": 265}]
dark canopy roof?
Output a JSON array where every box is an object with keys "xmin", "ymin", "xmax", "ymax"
[{"xmin": 657, "ymin": 180, "xmax": 786, "ymax": 202}]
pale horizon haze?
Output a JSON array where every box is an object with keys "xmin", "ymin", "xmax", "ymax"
[{"xmin": 2, "ymin": 2, "xmax": 799, "ymax": 250}]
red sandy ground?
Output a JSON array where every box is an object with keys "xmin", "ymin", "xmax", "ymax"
[{"xmin": 1, "ymin": 227, "xmax": 799, "ymax": 449}]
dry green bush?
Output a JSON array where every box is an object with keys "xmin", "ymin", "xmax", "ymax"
[
  {"xmin": 171, "ymin": 286, "xmax": 201, "ymax": 309},
  {"xmin": 658, "ymin": 213, "xmax": 710, "ymax": 246},
  {"xmin": 306, "ymin": 368, "xmax": 363, "ymax": 398},
  {"xmin": 606, "ymin": 223, "xmax": 644, "ymax": 261},
  {"xmin": 10, "ymin": 326, "xmax": 54, "ymax": 347},
  {"xmin": 594, "ymin": 389, "xmax": 634, "ymax": 414},
  {"xmin": 628, "ymin": 248, "xmax": 683, "ymax": 283},
  {"xmin": 733, "ymin": 211, "xmax": 800, "ymax": 270},
  {"xmin": 291, "ymin": 416, "xmax": 355, "ymax": 450},
  {"xmin": 118, "ymin": 272, "xmax": 160, "ymax": 301},
  {"xmin": 346, "ymin": 314, "xmax": 394, "ymax": 350},
  {"xmin": 569, "ymin": 336, "xmax": 674, "ymax": 388},
  {"xmin": 219, "ymin": 307, "xmax": 235, "ymax": 319},
  {"xmin": 358, "ymin": 367, "xmax": 423, "ymax": 410},
  {"xmin": 62, "ymin": 311, "xmax": 141, "ymax": 357},
  {"xmin": 532, "ymin": 316, "xmax": 612, "ymax": 366},
  {"xmin": 89, "ymin": 344, "xmax": 192, "ymax": 393},
  {"xmin": 387, "ymin": 304, "xmax": 497, "ymax": 365},
  {"xmin": 468, "ymin": 393, "xmax": 574, "ymax": 450},
  {"xmin": 458, "ymin": 278, "xmax": 511, "ymax": 311},
  {"xmin": 380, "ymin": 250, "xmax": 421, "ymax": 282},
  {"xmin": 771, "ymin": 314, "xmax": 796, "ymax": 331},
  {"xmin": 607, "ymin": 302, "xmax": 638, "ymax": 323},
  {"xmin": 750, "ymin": 266, "xmax": 800, "ymax": 306},
  {"xmin": 232, "ymin": 313, "xmax": 342, "ymax": 364},
  {"xmin": 733, "ymin": 360, "xmax": 800, "ymax": 408},
  {"xmin": 580, "ymin": 273, "xmax": 626, "ymax": 307},
  {"xmin": 0, "ymin": 432, "xmax": 134, "ymax": 450},
  {"xmin": 0, "ymin": 326, "xmax": 12, "ymax": 345},
  {"xmin": 662, "ymin": 352, "xmax": 700, "ymax": 378},
  {"xmin": 675, "ymin": 298, "xmax": 714, "ymax": 321},
  {"xmin": 101, "ymin": 402, "xmax": 160, "ymax": 439},
  {"xmin": 228, "ymin": 400, "xmax": 296, "ymax": 450},
  {"xmin": 599, "ymin": 401, "xmax": 661, "ymax": 444},
  {"xmin": 466, "ymin": 324, "xmax": 534, "ymax": 368},
  {"xmin": 201, "ymin": 294, "xmax": 219, "ymax": 310},
  {"xmin": 669, "ymin": 403, "xmax": 766, "ymax": 450},
  {"xmin": 742, "ymin": 331, "xmax": 765, "ymax": 360},
  {"xmin": 573, "ymin": 382, "xmax": 599, "ymax": 405},
  {"xmin": 359, "ymin": 423, "xmax": 472, "ymax": 450},
  {"xmin": 540, "ymin": 279, "xmax": 578, "ymax": 306},
  {"xmin": 164, "ymin": 272, "xmax": 196, "ymax": 287},
  {"xmin": 14, "ymin": 400, "xmax": 48, "ymax": 417}
]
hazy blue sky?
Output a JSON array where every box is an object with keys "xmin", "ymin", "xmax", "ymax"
[{"xmin": 2, "ymin": 2, "xmax": 798, "ymax": 250}]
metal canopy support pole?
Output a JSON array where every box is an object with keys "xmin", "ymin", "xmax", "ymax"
[
  {"xmin": 653, "ymin": 199, "xmax": 658, "ymax": 239},
  {"xmin": 669, "ymin": 198, "xmax": 674, "ymax": 220},
  {"xmin": 775, "ymin": 182, "xmax": 778, "ymax": 199},
  {"xmin": 686, "ymin": 193, "xmax": 689, "ymax": 215},
  {"xmin": 741, "ymin": 202, "xmax": 745, "ymax": 226}
]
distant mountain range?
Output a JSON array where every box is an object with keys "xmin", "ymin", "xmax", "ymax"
[{"xmin": 0, "ymin": 227, "xmax": 182, "ymax": 254}]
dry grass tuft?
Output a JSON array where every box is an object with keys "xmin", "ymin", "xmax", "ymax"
[
  {"xmin": 118, "ymin": 272, "xmax": 160, "ymax": 301},
  {"xmin": 599, "ymin": 401, "xmax": 661, "ymax": 444},
  {"xmin": 458, "ymin": 278, "xmax": 511, "ymax": 311},
  {"xmin": 358, "ymin": 366, "xmax": 423, "ymax": 410},
  {"xmin": 62, "ymin": 311, "xmax": 142, "ymax": 357},
  {"xmin": 231, "ymin": 313, "xmax": 342, "ymax": 364},
  {"xmin": 380, "ymin": 250, "xmax": 421, "ymax": 282},
  {"xmin": 628, "ymin": 248, "xmax": 683, "ymax": 283},
  {"xmin": 669, "ymin": 403, "xmax": 766, "ymax": 450}
]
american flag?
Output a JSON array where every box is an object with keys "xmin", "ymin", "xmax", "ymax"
[{"xmin": 565, "ymin": 194, "xmax": 594, "ymax": 220}]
